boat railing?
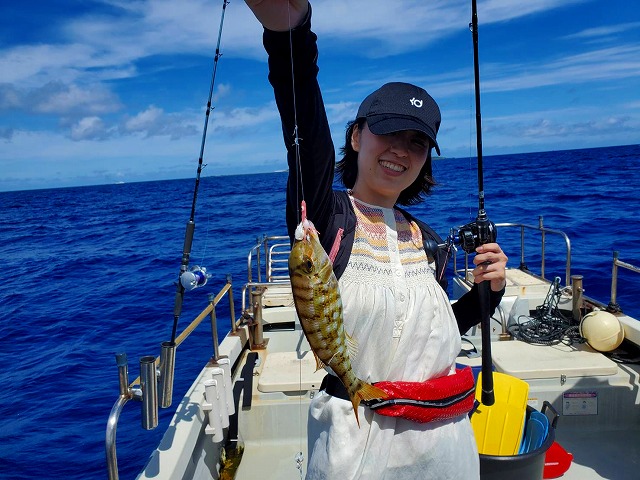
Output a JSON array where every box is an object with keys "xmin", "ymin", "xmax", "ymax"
[
  {"xmin": 453, "ymin": 216, "xmax": 572, "ymax": 286},
  {"xmin": 106, "ymin": 277, "xmax": 237, "ymax": 480},
  {"xmin": 246, "ymin": 234, "xmax": 290, "ymax": 283},
  {"xmin": 607, "ymin": 251, "xmax": 640, "ymax": 313},
  {"xmin": 242, "ymin": 235, "xmax": 292, "ymax": 311}
]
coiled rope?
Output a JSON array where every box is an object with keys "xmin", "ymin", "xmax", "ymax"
[{"xmin": 508, "ymin": 277, "xmax": 586, "ymax": 346}]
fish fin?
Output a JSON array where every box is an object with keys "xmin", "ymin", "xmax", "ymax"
[
  {"xmin": 312, "ymin": 351, "xmax": 326, "ymax": 371},
  {"xmin": 357, "ymin": 382, "xmax": 389, "ymax": 402},
  {"xmin": 349, "ymin": 382, "xmax": 390, "ymax": 428},
  {"xmin": 345, "ymin": 332, "xmax": 359, "ymax": 359}
]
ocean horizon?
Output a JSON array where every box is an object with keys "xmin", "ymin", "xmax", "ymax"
[{"xmin": 3, "ymin": 143, "xmax": 638, "ymax": 194}]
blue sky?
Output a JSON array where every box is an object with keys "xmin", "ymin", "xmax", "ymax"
[{"xmin": 1, "ymin": 0, "xmax": 639, "ymax": 191}]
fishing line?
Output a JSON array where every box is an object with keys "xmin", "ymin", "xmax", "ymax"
[
  {"xmin": 169, "ymin": 0, "xmax": 229, "ymax": 344},
  {"xmin": 197, "ymin": 213, "xmax": 211, "ymax": 266},
  {"xmin": 287, "ymin": 4, "xmax": 307, "ymax": 478},
  {"xmin": 288, "ymin": 4, "xmax": 305, "ymax": 224},
  {"xmin": 467, "ymin": 30, "xmax": 475, "ymax": 222}
]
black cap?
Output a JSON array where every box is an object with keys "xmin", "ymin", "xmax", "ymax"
[{"xmin": 356, "ymin": 82, "xmax": 441, "ymax": 155}]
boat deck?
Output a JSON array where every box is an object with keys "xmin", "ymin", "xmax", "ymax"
[
  {"xmin": 557, "ymin": 427, "xmax": 640, "ymax": 479},
  {"xmin": 232, "ymin": 307, "xmax": 640, "ymax": 479}
]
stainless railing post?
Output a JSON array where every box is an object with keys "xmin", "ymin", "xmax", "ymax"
[
  {"xmin": 608, "ymin": 251, "xmax": 621, "ymax": 313},
  {"xmin": 607, "ymin": 252, "xmax": 640, "ymax": 313},
  {"xmin": 209, "ymin": 293, "xmax": 220, "ymax": 361},
  {"xmin": 539, "ymin": 216, "xmax": 546, "ymax": 280},
  {"xmin": 227, "ymin": 274, "xmax": 236, "ymax": 334},
  {"xmin": 106, "ymin": 353, "xmax": 135, "ymax": 480},
  {"xmin": 519, "ymin": 225, "xmax": 527, "ymax": 270}
]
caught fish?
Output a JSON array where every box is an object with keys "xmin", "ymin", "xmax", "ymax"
[{"xmin": 288, "ymin": 202, "xmax": 388, "ymax": 425}]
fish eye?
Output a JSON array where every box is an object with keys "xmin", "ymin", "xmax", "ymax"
[{"xmin": 303, "ymin": 256, "xmax": 314, "ymax": 273}]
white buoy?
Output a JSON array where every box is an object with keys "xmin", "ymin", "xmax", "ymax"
[
  {"xmin": 580, "ymin": 310, "xmax": 625, "ymax": 352},
  {"xmin": 203, "ymin": 379, "xmax": 224, "ymax": 443}
]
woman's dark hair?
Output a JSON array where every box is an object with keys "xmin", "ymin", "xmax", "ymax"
[{"xmin": 335, "ymin": 119, "xmax": 437, "ymax": 206}]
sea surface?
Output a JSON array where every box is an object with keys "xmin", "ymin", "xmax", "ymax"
[{"xmin": 1, "ymin": 144, "xmax": 639, "ymax": 479}]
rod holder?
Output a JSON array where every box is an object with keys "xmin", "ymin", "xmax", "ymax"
[
  {"xmin": 116, "ymin": 352, "xmax": 129, "ymax": 396},
  {"xmin": 217, "ymin": 357, "xmax": 235, "ymax": 416},
  {"xmin": 140, "ymin": 355, "xmax": 158, "ymax": 430},
  {"xmin": 159, "ymin": 341, "xmax": 176, "ymax": 409},
  {"xmin": 211, "ymin": 367, "xmax": 230, "ymax": 428},
  {"xmin": 203, "ymin": 379, "xmax": 224, "ymax": 443},
  {"xmin": 571, "ymin": 275, "xmax": 584, "ymax": 322},
  {"xmin": 250, "ymin": 286, "xmax": 266, "ymax": 348}
]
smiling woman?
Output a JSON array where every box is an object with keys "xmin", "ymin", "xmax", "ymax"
[{"xmin": 244, "ymin": 1, "xmax": 508, "ymax": 479}]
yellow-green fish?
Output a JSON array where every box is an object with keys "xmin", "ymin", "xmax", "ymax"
[{"xmin": 288, "ymin": 205, "xmax": 388, "ymax": 426}]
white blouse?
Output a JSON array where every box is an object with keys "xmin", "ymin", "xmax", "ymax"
[{"xmin": 305, "ymin": 196, "xmax": 479, "ymax": 480}]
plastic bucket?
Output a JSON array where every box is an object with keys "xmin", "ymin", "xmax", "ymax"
[{"xmin": 479, "ymin": 403, "xmax": 557, "ymax": 480}]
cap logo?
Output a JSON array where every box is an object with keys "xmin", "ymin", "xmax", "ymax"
[{"xmin": 410, "ymin": 97, "xmax": 423, "ymax": 108}]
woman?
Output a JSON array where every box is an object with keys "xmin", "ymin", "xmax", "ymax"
[{"xmin": 245, "ymin": 1, "xmax": 508, "ymax": 478}]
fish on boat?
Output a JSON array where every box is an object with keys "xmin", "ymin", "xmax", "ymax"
[{"xmin": 288, "ymin": 206, "xmax": 388, "ymax": 425}]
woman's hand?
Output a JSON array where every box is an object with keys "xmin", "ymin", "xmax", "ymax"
[
  {"xmin": 244, "ymin": 0, "xmax": 309, "ymax": 32},
  {"xmin": 471, "ymin": 243, "xmax": 508, "ymax": 292}
]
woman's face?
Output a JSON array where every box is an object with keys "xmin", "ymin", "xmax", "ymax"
[{"xmin": 350, "ymin": 122, "xmax": 430, "ymax": 208}]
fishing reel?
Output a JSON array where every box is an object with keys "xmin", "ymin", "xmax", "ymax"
[
  {"xmin": 180, "ymin": 265, "xmax": 212, "ymax": 291},
  {"xmin": 448, "ymin": 214, "xmax": 497, "ymax": 254}
]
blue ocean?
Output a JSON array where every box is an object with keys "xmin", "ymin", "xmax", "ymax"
[{"xmin": 1, "ymin": 144, "xmax": 639, "ymax": 479}]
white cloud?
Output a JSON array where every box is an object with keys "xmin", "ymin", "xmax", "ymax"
[
  {"xmin": 564, "ymin": 21, "xmax": 640, "ymax": 40},
  {"xmin": 0, "ymin": 81, "xmax": 121, "ymax": 116},
  {"xmin": 210, "ymin": 104, "xmax": 280, "ymax": 131},
  {"xmin": 121, "ymin": 105, "xmax": 200, "ymax": 139},
  {"xmin": 70, "ymin": 116, "xmax": 110, "ymax": 141},
  {"xmin": 1, "ymin": 0, "xmax": 637, "ymax": 191}
]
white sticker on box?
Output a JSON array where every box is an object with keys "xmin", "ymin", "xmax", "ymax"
[{"xmin": 563, "ymin": 391, "xmax": 598, "ymax": 416}]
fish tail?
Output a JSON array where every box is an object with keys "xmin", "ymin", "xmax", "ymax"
[{"xmin": 350, "ymin": 382, "xmax": 389, "ymax": 427}]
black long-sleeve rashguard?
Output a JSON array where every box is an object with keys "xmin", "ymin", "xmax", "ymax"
[{"xmin": 263, "ymin": 7, "xmax": 504, "ymax": 334}]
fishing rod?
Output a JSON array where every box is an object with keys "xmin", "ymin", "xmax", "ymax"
[
  {"xmin": 449, "ymin": 0, "xmax": 497, "ymax": 406},
  {"xmin": 106, "ymin": 4, "xmax": 230, "ymax": 477},
  {"xmin": 170, "ymin": 0, "xmax": 230, "ymax": 346}
]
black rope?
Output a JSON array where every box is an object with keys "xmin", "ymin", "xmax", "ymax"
[{"xmin": 508, "ymin": 277, "xmax": 586, "ymax": 346}]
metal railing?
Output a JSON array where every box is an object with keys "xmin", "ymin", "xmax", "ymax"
[
  {"xmin": 106, "ymin": 276, "xmax": 236, "ymax": 480},
  {"xmin": 607, "ymin": 251, "xmax": 640, "ymax": 313},
  {"xmin": 453, "ymin": 216, "xmax": 572, "ymax": 286},
  {"xmin": 246, "ymin": 235, "xmax": 290, "ymax": 284},
  {"xmin": 243, "ymin": 235, "xmax": 291, "ymax": 312}
]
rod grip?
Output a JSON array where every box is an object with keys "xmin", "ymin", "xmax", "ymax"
[{"xmin": 479, "ymin": 281, "xmax": 495, "ymax": 406}]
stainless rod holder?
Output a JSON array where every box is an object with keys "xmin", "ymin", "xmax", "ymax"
[
  {"xmin": 116, "ymin": 352, "xmax": 129, "ymax": 396},
  {"xmin": 250, "ymin": 286, "xmax": 266, "ymax": 348},
  {"xmin": 571, "ymin": 275, "xmax": 584, "ymax": 322},
  {"xmin": 140, "ymin": 355, "xmax": 158, "ymax": 430},
  {"xmin": 159, "ymin": 342, "xmax": 176, "ymax": 409}
]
